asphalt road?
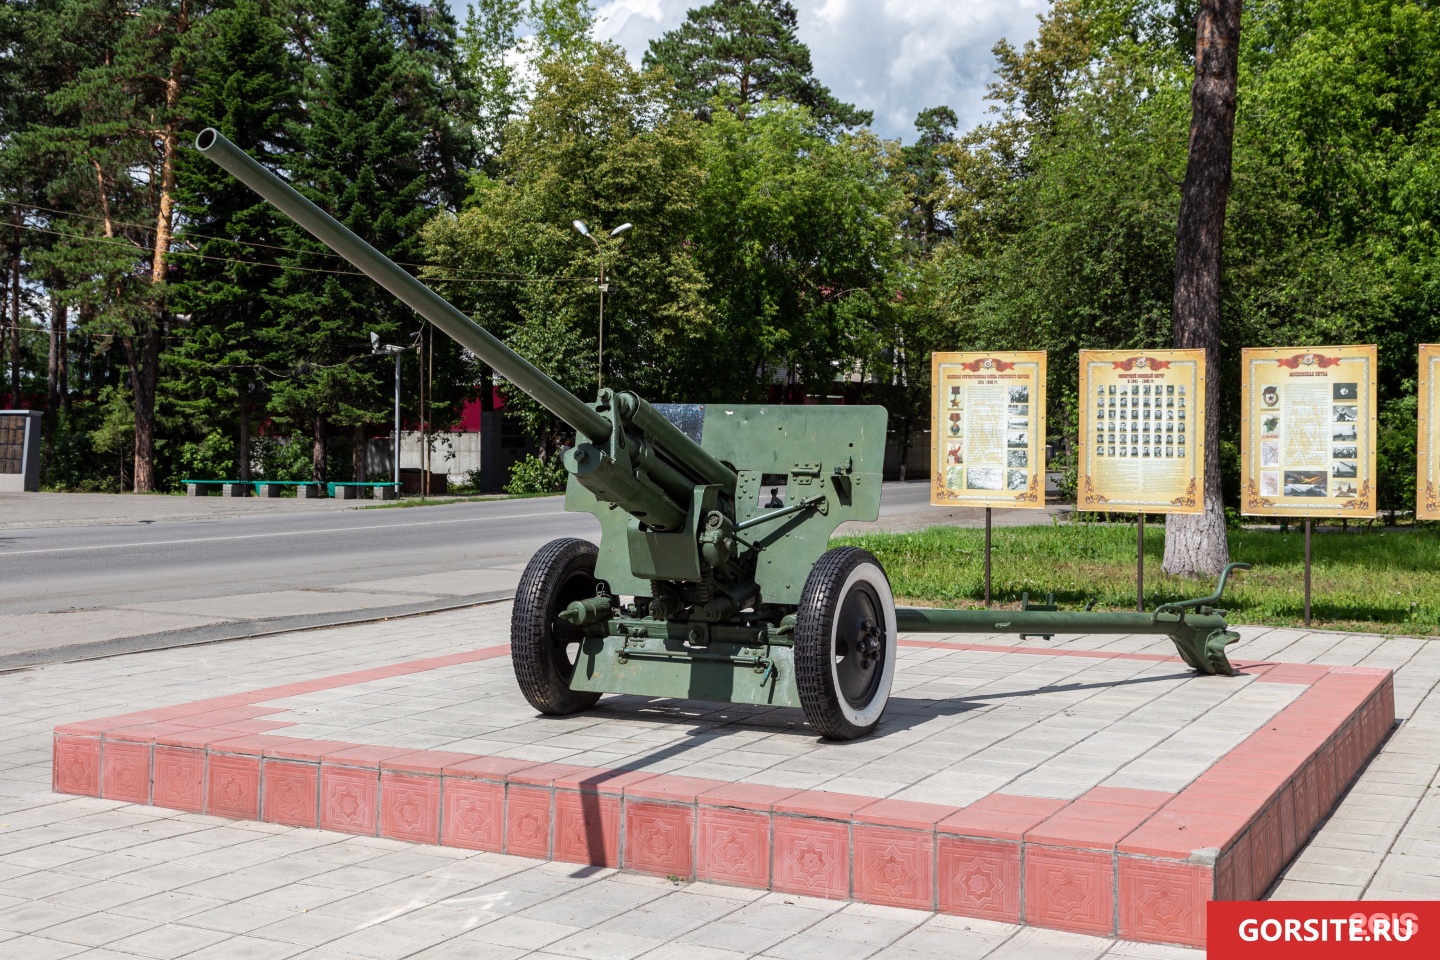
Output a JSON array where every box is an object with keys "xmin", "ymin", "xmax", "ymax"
[{"xmin": 0, "ymin": 482, "xmax": 946, "ymax": 614}]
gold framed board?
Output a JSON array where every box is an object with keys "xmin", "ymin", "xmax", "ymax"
[
  {"xmin": 1420, "ymin": 346, "xmax": 1440, "ymax": 520},
  {"xmin": 1241, "ymin": 345, "xmax": 1376, "ymax": 518},
  {"xmin": 930, "ymin": 351, "xmax": 1047, "ymax": 508},
  {"xmin": 1078, "ymin": 349, "xmax": 1206, "ymax": 514}
]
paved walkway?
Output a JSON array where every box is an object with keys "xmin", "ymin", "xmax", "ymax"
[{"xmin": 2, "ymin": 609, "xmax": 1437, "ymax": 958}]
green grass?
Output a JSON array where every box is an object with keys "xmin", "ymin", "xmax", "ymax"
[{"xmin": 833, "ymin": 522, "xmax": 1440, "ymax": 636}]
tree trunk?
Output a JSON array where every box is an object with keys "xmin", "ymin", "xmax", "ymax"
[
  {"xmin": 312, "ymin": 413, "xmax": 327, "ymax": 483},
  {"xmin": 9, "ymin": 243, "xmax": 20, "ymax": 409},
  {"xmin": 352, "ymin": 423, "xmax": 367, "ymax": 482},
  {"xmin": 1164, "ymin": 0, "xmax": 1241, "ymax": 578},
  {"xmin": 126, "ymin": 322, "xmax": 161, "ymax": 493},
  {"xmin": 47, "ymin": 299, "xmax": 65, "ymax": 413},
  {"xmin": 238, "ymin": 392, "xmax": 251, "ymax": 483}
]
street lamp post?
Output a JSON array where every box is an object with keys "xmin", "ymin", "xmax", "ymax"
[
  {"xmin": 371, "ymin": 332, "xmax": 410, "ymax": 490},
  {"xmin": 572, "ymin": 220, "xmax": 631, "ymax": 390}
]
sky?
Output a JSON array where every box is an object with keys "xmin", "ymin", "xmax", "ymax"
[{"xmin": 577, "ymin": 1, "xmax": 1049, "ymax": 143}]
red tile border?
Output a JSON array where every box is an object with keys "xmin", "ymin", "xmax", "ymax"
[
  {"xmin": 937, "ymin": 835, "xmax": 1021, "ymax": 922},
  {"xmin": 320, "ymin": 765, "xmax": 378, "ymax": 835},
  {"xmin": 553, "ymin": 790, "xmax": 620, "ymax": 866},
  {"xmin": 101, "ymin": 740, "xmax": 151, "ymax": 804},
  {"xmin": 441, "ymin": 778, "xmax": 504, "ymax": 852},
  {"xmin": 1025, "ymin": 845, "xmax": 1114, "ymax": 935},
  {"xmin": 152, "ymin": 746, "xmax": 205, "ymax": 813},
  {"xmin": 772, "ymin": 815, "xmax": 849, "ymax": 899},
  {"xmin": 49, "ymin": 642, "xmax": 1395, "ymax": 945},
  {"xmin": 697, "ymin": 807, "xmax": 769, "ymax": 888},
  {"xmin": 381, "ymin": 772, "xmax": 441, "ymax": 844},
  {"xmin": 263, "ymin": 759, "xmax": 318, "ymax": 828},
  {"xmin": 852, "ymin": 824, "xmax": 934, "ymax": 910},
  {"xmin": 625, "ymin": 800, "xmax": 695, "ymax": 878}
]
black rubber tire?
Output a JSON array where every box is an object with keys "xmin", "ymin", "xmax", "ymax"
[
  {"xmin": 794, "ymin": 546, "xmax": 898, "ymax": 740},
  {"xmin": 510, "ymin": 538, "xmax": 605, "ymax": 715}
]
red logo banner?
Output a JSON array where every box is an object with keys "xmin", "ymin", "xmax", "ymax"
[
  {"xmin": 1110, "ymin": 356, "xmax": 1173, "ymax": 371},
  {"xmin": 957, "ymin": 358, "xmax": 1017, "ymax": 372},
  {"xmin": 1275, "ymin": 353, "xmax": 1343, "ymax": 369},
  {"xmin": 1208, "ymin": 901, "xmax": 1432, "ymax": 958}
]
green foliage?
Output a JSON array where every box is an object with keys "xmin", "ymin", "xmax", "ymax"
[
  {"xmin": 251, "ymin": 435, "xmax": 318, "ymax": 481},
  {"xmin": 503, "ymin": 452, "xmax": 566, "ymax": 494},
  {"xmin": 643, "ymin": 0, "xmax": 871, "ymax": 134},
  {"xmin": 173, "ymin": 430, "xmax": 236, "ymax": 485}
]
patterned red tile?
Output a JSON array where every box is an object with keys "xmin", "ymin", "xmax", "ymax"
[
  {"xmin": 101, "ymin": 740, "xmax": 151, "ymax": 804},
  {"xmin": 508, "ymin": 763, "xmax": 592, "ymax": 788},
  {"xmin": 505, "ymin": 784, "xmax": 552, "ymax": 858},
  {"xmin": 382, "ymin": 751, "xmax": 476, "ymax": 776},
  {"xmin": 853, "ymin": 799, "xmax": 953, "ymax": 830},
  {"xmin": 1215, "ymin": 835, "xmax": 1250, "ymax": 902},
  {"xmin": 624, "ymin": 775, "xmax": 716, "ymax": 804},
  {"xmin": 697, "ymin": 807, "xmax": 769, "ymax": 888},
  {"xmin": 937, "ymin": 836, "xmax": 1020, "ymax": 922},
  {"xmin": 320, "ymin": 765, "xmax": 377, "ymax": 835},
  {"xmin": 442, "ymin": 778, "xmax": 504, "ymax": 852},
  {"xmin": 551, "ymin": 768, "xmax": 654, "ymax": 796},
  {"xmin": 1248, "ymin": 801, "xmax": 1284, "ymax": 899},
  {"xmin": 53, "ymin": 735, "xmax": 100, "ymax": 797},
  {"xmin": 151, "ymin": 746, "xmax": 205, "ymax": 813},
  {"xmin": 1118, "ymin": 857, "xmax": 1211, "ymax": 947},
  {"xmin": 625, "ymin": 801, "xmax": 694, "ymax": 878},
  {"xmin": 939, "ymin": 793, "xmax": 1068, "ymax": 842},
  {"xmin": 553, "ymin": 790, "xmax": 620, "ymax": 866},
  {"xmin": 772, "ymin": 790, "xmax": 871, "ymax": 821},
  {"xmin": 1024, "ymin": 845, "xmax": 1114, "ymax": 936},
  {"xmin": 443, "ymin": 756, "xmax": 540, "ymax": 780},
  {"xmin": 263, "ymin": 760, "xmax": 318, "ymax": 828},
  {"xmin": 772, "ymin": 815, "xmax": 848, "ymax": 899},
  {"xmin": 206, "ymin": 753, "xmax": 260, "ymax": 819},
  {"xmin": 852, "ymin": 824, "xmax": 933, "ymax": 910},
  {"xmin": 380, "ymin": 772, "xmax": 440, "ymax": 844},
  {"xmin": 698, "ymin": 782, "xmax": 798, "ymax": 811}
]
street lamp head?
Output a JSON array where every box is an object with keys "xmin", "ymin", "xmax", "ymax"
[
  {"xmin": 572, "ymin": 219, "xmax": 590, "ymax": 237},
  {"xmin": 610, "ymin": 223, "xmax": 632, "ymax": 237}
]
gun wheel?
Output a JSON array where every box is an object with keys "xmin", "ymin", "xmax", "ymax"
[
  {"xmin": 511, "ymin": 538, "xmax": 604, "ymax": 716},
  {"xmin": 794, "ymin": 547, "xmax": 898, "ymax": 740}
]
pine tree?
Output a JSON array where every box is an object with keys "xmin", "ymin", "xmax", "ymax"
[
  {"xmin": 169, "ymin": 0, "xmax": 302, "ymax": 483},
  {"xmin": 269, "ymin": 0, "xmax": 472, "ymax": 483},
  {"xmin": 643, "ymin": 0, "xmax": 871, "ymax": 134}
]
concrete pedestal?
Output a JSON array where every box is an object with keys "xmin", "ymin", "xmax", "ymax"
[
  {"xmin": 334, "ymin": 485, "xmax": 361, "ymax": 500},
  {"xmin": 296, "ymin": 484, "xmax": 324, "ymax": 499},
  {"xmin": 257, "ymin": 483, "xmax": 284, "ymax": 498},
  {"xmin": 186, "ymin": 483, "xmax": 212, "ymax": 497},
  {"xmin": 221, "ymin": 483, "xmax": 249, "ymax": 497},
  {"xmin": 372, "ymin": 485, "xmax": 397, "ymax": 500}
]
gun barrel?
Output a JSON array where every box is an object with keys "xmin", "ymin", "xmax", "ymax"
[{"xmin": 194, "ymin": 128, "xmax": 611, "ymax": 444}]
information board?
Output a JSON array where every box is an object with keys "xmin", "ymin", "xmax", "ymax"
[
  {"xmin": 1078, "ymin": 350, "xmax": 1206, "ymax": 514},
  {"xmin": 1420, "ymin": 345, "xmax": 1440, "ymax": 520},
  {"xmin": 1241, "ymin": 345, "xmax": 1376, "ymax": 518},
  {"xmin": 930, "ymin": 351, "xmax": 1047, "ymax": 508}
]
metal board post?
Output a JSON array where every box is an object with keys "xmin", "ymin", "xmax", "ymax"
[
  {"xmin": 1304, "ymin": 518, "xmax": 1312, "ymax": 627},
  {"xmin": 1137, "ymin": 513, "xmax": 1145, "ymax": 612},
  {"xmin": 984, "ymin": 507, "xmax": 992, "ymax": 607}
]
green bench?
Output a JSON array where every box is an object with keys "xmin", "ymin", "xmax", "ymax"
[
  {"xmin": 184, "ymin": 479, "xmax": 324, "ymax": 498},
  {"xmin": 326, "ymin": 482, "xmax": 399, "ymax": 500}
]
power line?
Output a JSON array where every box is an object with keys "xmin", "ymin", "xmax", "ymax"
[{"xmin": 6, "ymin": 205, "xmax": 592, "ymax": 284}]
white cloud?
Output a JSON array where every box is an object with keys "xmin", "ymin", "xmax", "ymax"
[{"xmin": 585, "ymin": 0, "xmax": 1047, "ymax": 141}]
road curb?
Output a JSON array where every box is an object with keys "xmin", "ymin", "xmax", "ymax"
[{"xmin": 0, "ymin": 590, "xmax": 516, "ymax": 673}]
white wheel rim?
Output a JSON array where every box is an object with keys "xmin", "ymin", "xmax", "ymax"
[{"xmin": 828, "ymin": 562, "xmax": 897, "ymax": 728}]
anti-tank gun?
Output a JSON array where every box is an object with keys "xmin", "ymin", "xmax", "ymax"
[{"xmin": 196, "ymin": 128, "xmax": 1250, "ymax": 741}]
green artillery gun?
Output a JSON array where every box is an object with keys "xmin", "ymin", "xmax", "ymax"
[{"xmin": 196, "ymin": 129, "xmax": 1250, "ymax": 740}]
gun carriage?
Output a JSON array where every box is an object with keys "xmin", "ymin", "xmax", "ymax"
[{"xmin": 197, "ymin": 129, "xmax": 1249, "ymax": 740}]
